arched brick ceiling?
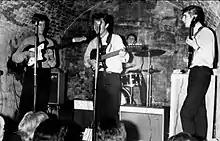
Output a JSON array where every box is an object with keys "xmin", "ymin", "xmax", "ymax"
[
  {"xmin": 0, "ymin": 0, "xmax": 220, "ymax": 42},
  {"xmin": 167, "ymin": 0, "xmax": 220, "ymax": 29}
]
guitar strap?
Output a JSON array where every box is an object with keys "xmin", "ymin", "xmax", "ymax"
[
  {"xmin": 188, "ymin": 26, "xmax": 204, "ymax": 67},
  {"xmin": 101, "ymin": 33, "xmax": 112, "ymax": 70},
  {"xmin": 194, "ymin": 26, "xmax": 204, "ymax": 37},
  {"xmin": 106, "ymin": 33, "xmax": 112, "ymax": 48}
]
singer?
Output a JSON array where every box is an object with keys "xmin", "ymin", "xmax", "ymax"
[
  {"xmin": 84, "ymin": 12, "xmax": 129, "ymax": 130},
  {"xmin": 180, "ymin": 5, "xmax": 215, "ymax": 140},
  {"xmin": 12, "ymin": 13, "xmax": 56, "ymax": 120}
]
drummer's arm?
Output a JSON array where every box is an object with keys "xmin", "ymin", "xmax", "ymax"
[
  {"xmin": 128, "ymin": 56, "xmax": 142, "ymax": 70},
  {"xmin": 124, "ymin": 63, "xmax": 139, "ymax": 73}
]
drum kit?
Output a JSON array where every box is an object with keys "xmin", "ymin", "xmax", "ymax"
[{"xmin": 121, "ymin": 45, "xmax": 166, "ymax": 107}]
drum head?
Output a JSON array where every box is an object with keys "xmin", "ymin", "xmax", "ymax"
[{"xmin": 121, "ymin": 72, "xmax": 140, "ymax": 87}]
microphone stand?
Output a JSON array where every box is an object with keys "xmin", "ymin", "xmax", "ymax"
[
  {"xmin": 33, "ymin": 21, "xmax": 39, "ymax": 112},
  {"xmin": 92, "ymin": 24, "xmax": 102, "ymax": 141}
]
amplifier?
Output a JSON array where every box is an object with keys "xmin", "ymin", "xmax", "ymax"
[{"xmin": 120, "ymin": 106, "xmax": 164, "ymax": 141}]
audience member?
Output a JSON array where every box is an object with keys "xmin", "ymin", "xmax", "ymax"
[
  {"xmin": 167, "ymin": 132, "xmax": 201, "ymax": 141},
  {"xmin": 33, "ymin": 117, "xmax": 62, "ymax": 141},
  {"xmin": 97, "ymin": 121, "xmax": 126, "ymax": 141},
  {"xmin": 0, "ymin": 114, "xmax": 22, "ymax": 141},
  {"xmin": 0, "ymin": 116, "xmax": 5, "ymax": 141},
  {"xmin": 17, "ymin": 111, "xmax": 48, "ymax": 141}
]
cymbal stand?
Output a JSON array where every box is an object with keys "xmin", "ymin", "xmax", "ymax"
[
  {"xmin": 146, "ymin": 51, "xmax": 152, "ymax": 107},
  {"xmin": 125, "ymin": 85, "xmax": 136, "ymax": 105}
]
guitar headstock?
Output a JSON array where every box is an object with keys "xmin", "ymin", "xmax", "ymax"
[
  {"xmin": 126, "ymin": 44, "xmax": 148, "ymax": 52},
  {"xmin": 72, "ymin": 36, "xmax": 87, "ymax": 43}
]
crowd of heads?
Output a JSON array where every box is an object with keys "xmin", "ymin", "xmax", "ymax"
[
  {"xmin": 0, "ymin": 112, "xmax": 128, "ymax": 141},
  {"xmin": 167, "ymin": 132, "xmax": 207, "ymax": 141}
]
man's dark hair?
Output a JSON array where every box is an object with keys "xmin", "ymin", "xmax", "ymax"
[
  {"xmin": 32, "ymin": 13, "xmax": 50, "ymax": 35},
  {"xmin": 168, "ymin": 132, "xmax": 199, "ymax": 141},
  {"xmin": 127, "ymin": 33, "xmax": 137, "ymax": 43},
  {"xmin": 92, "ymin": 12, "xmax": 114, "ymax": 33},
  {"xmin": 182, "ymin": 5, "xmax": 205, "ymax": 25}
]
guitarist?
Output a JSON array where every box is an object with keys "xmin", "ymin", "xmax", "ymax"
[
  {"xmin": 84, "ymin": 12, "xmax": 129, "ymax": 130},
  {"xmin": 180, "ymin": 5, "xmax": 215, "ymax": 140},
  {"xmin": 12, "ymin": 13, "xmax": 56, "ymax": 120}
]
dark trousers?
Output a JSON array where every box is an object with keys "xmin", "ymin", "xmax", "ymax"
[
  {"xmin": 95, "ymin": 71, "xmax": 121, "ymax": 129},
  {"xmin": 180, "ymin": 66, "xmax": 213, "ymax": 139},
  {"xmin": 19, "ymin": 67, "xmax": 51, "ymax": 120}
]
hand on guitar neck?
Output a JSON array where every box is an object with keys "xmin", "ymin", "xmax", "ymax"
[{"xmin": 187, "ymin": 16, "xmax": 199, "ymax": 68}]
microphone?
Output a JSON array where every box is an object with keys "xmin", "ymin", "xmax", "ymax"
[{"xmin": 72, "ymin": 36, "xmax": 87, "ymax": 43}]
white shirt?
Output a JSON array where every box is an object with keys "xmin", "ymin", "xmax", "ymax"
[
  {"xmin": 191, "ymin": 27, "xmax": 215, "ymax": 68},
  {"xmin": 84, "ymin": 33, "xmax": 129, "ymax": 73}
]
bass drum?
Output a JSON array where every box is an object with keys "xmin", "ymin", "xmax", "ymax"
[{"xmin": 121, "ymin": 87, "xmax": 132, "ymax": 105}]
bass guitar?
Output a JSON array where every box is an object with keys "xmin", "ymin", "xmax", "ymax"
[{"xmin": 188, "ymin": 17, "xmax": 197, "ymax": 68}]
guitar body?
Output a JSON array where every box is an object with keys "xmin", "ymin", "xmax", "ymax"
[
  {"xmin": 24, "ymin": 41, "xmax": 48, "ymax": 67},
  {"xmin": 90, "ymin": 45, "xmax": 142, "ymax": 70},
  {"xmin": 28, "ymin": 43, "xmax": 45, "ymax": 66},
  {"xmin": 90, "ymin": 46, "xmax": 108, "ymax": 69}
]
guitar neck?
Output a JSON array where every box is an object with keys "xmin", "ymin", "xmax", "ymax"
[
  {"xmin": 101, "ymin": 50, "xmax": 121, "ymax": 60},
  {"xmin": 100, "ymin": 45, "xmax": 144, "ymax": 60}
]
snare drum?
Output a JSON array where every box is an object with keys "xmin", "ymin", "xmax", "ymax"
[{"xmin": 121, "ymin": 72, "xmax": 141, "ymax": 87}]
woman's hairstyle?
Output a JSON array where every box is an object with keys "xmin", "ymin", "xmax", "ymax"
[{"xmin": 18, "ymin": 111, "xmax": 49, "ymax": 141}]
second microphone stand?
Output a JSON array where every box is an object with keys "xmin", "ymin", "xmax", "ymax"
[
  {"xmin": 92, "ymin": 26, "xmax": 102, "ymax": 141},
  {"xmin": 33, "ymin": 21, "xmax": 39, "ymax": 112}
]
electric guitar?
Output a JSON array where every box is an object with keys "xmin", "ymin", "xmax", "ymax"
[
  {"xmin": 90, "ymin": 44, "xmax": 145, "ymax": 69},
  {"xmin": 188, "ymin": 17, "xmax": 197, "ymax": 68},
  {"xmin": 27, "ymin": 41, "xmax": 48, "ymax": 66},
  {"xmin": 27, "ymin": 36, "xmax": 87, "ymax": 66}
]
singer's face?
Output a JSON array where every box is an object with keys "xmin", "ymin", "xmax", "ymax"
[
  {"xmin": 38, "ymin": 21, "xmax": 46, "ymax": 35},
  {"xmin": 182, "ymin": 12, "xmax": 193, "ymax": 28},
  {"xmin": 93, "ymin": 19, "xmax": 108, "ymax": 35}
]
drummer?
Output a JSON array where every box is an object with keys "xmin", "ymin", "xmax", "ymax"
[{"xmin": 123, "ymin": 33, "xmax": 147, "ymax": 106}]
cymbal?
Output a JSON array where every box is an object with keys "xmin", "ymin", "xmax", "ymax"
[
  {"xmin": 134, "ymin": 49, "xmax": 166, "ymax": 57},
  {"xmin": 141, "ymin": 68, "xmax": 161, "ymax": 74}
]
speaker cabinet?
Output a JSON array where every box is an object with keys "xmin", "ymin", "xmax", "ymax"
[
  {"xmin": 49, "ymin": 72, "xmax": 66, "ymax": 105},
  {"xmin": 120, "ymin": 106, "xmax": 164, "ymax": 141}
]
